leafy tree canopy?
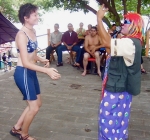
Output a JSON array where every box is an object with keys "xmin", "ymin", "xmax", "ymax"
[
  {"xmin": 43, "ymin": 0, "xmax": 150, "ymax": 25},
  {"xmin": 0, "ymin": 0, "xmax": 50, "ymax": 22},
  {"xmin": 0, "ymin": 0, "xmax": 150, "ymax": 26}
]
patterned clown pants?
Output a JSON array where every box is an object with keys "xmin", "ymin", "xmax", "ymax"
[{"xmin": 98, "ymin": 90, "xmax": 132, "ymax": 140}]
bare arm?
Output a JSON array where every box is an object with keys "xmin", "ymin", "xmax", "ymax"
[
  {"xmin": 84, "ymin": 36, "xmax": 91, "ymax": 53},
  {"xmin": 97, "ymin": 5, "xmax": 111, "ymax": 53},
  {"xmin": 94, "ymin": 36, "xmax": 105, "ymax": 50},
  {"xmin": 16, "ymin": 32, "xmax": 60, "ymax": 79},
  {"xmin": 35, "ymin": 54, "xmax": 48, "ymax": 62},
  {"xmin": 16, "ymin": 32, "xmax": 48, "ymax": 73},
  {"xmin": 72, "ymin": 42, "xmax": 77, "ymax": 47},
  {"xmin": 63, "ymin": 42, "xmax": 68, "ymax": 47},
  {"xmin": 95, "ymin": 44, "xmax": 105, "ymax": 50}
]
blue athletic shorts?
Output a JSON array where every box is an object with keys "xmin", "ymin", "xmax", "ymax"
[
  {"xmin": 14, "ymin": 66, "xmax": 40, "ymax": 100},
  {"xmin": 8, "ymin": 62, "xmax": 12, "ymax": 67}
]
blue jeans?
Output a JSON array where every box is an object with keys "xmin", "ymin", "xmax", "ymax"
[
  {"xmin": 46, "ymin": 45, "xmax": 61, "ymax": 60},
  {"xmin": 57, "ymin": 44, "xmax": 82, "ymax": 63}
]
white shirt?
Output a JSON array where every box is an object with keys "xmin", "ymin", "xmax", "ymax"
[
  {"xmin": 69, "ymin": 32, "xmax": 72, "ymax": 36},
  {"xmin": 7, "ymin": 57, "xmax": 12, "ymax": 62},
  {"xmin": 111, "ymin": 38, "xmax": 136, "ymax": 66}
]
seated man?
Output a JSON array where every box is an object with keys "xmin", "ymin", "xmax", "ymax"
[
  {"xmin": 46, "ymin": 23, "xmax": 62, "ymax": 62},
  {"xmin": 57, "ymin": 23, "xmax": 82, "ymax": 66},
  {"xmin": 82, "ymin": 26, "xmax": 102, "ymax": 76}
]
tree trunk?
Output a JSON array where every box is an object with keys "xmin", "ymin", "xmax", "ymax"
[
  {"xmin": 85, "ymin": 4, "xmax": 97, "ymax": 14},
  {"xmin": 85, "ymin": 4, "xmax": 111, "ymax": 27},
  {"xmin": 122, "ymin": 0, "xmax": 127, "ymax": 15},
  {"xmin": 96, "ymin": 0, "xmax": 121, "ymax": 24},
  {"xmin": 137, "ymin": 0, "xmax": 141, "ymax": 14}
]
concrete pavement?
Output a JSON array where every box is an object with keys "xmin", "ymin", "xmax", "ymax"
[{"xmin": 0, "ymin": 55, "xmax": 150, "ymax": 140}]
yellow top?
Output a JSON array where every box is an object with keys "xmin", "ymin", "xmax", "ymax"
[{"xmin": 76, "ymin": 28, "xmax": 85, "ymax": 39}]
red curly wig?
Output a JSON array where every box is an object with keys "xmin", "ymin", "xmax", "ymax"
[{"xmin": 124, "ymin": 13, "xmax": 144, "ymax": 41}]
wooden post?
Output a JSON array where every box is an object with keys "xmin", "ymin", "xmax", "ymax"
[
  {"xmin": 47, "ymin": 29, "xmax": 50, "ymax": 46},
  {"xmin": 47, "ymin": 29, "xmax": 55, "ymax": 61},
  {"xmin": 145, "ymin": 30, "xmax": 150, "ymax": 57}
]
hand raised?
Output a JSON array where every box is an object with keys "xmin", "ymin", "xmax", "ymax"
[{"xmin": 97, "ymin": 4, "xmax": 108, "ymax": 19}]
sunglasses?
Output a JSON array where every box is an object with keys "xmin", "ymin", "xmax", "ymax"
[{"xmin": 124, "ymin": 19, "xmax": 131, "ymax": 24}]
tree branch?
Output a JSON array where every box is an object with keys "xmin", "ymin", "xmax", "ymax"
[
  {"xmin": 85, "ymin": 4, "xmax": 111, "ymax": 27},
  {"xmin": 110, "ymin": 0, "xmax": 116, "ymax": 10},
  {"xmin": 122, "ymin": 0, "xmax": 127, "ymax": 15},
  {"xmin": 85, "ymin": 4, "xmax": 97, "ymax": 14},
  {"xmin": 100, "ymin": 0, "xmax": 121, "ymax": 24},
  {"xmin": 137, "ymin": 0, "xmax": 141, "ymax": 14}
]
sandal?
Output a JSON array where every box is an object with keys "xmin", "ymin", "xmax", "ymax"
[
  {"xmin": 10, "ymin": 126, "xmax": 22, "ymax": 137},
  {"xmin": 72, "ymin": 62, "xmax": 80, "ymax": 67},
  {"xmin": 20, "ymin": 134, "xmax": 36, "ymax": 140}
]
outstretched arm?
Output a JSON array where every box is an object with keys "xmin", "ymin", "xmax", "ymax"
[{"xmin": 97, "ymin": 4, "xmax": 111, "ymax": 53}]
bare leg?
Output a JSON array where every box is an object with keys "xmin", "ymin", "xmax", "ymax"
[
  {"xmin": 14, "ymin": 106, "xmax": 29, "ymax": 130},
  {"xmin": 14, "ymin": 95, "xmax": 42, "ymax": 130},
  {"xmin": 21, "ymin": 100, "xmax": 40, "ymax": 139},
  {"xmin": 36, "ymin": 94, "xmax": 42, "ymax": 107},
  {"xmin": 95, "ymin": 51, "xmax": 101, "ymax": 76},
  {"xmin": 13, "ymin": 95, "xmax": 41, "ymax": 139},
  {"xmin": 82, "ymin": 53, "xmax": 90, "ymax": 76}
]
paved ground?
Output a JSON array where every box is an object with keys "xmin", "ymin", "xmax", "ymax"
[{"xmin": 0, "ymin": 55, "xmax": 150, "ymax": 140}]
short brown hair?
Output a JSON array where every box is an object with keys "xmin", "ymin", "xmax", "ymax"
[{"xmin": 18, "ymin": 3, "xmax": 38, "ymax": 24}]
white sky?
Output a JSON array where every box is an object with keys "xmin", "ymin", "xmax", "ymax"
[
  {"xmin": 35, "ymin": 0, "xmax": 100, "ymax": 34},
  {"xmin": 15, "ymin": 0, "xmax": 99, "ymax": 33}
]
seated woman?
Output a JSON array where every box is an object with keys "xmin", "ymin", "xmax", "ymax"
[
  {"xmin": 85, "ymin": 24, "xmax": 92, "ymax": 36},
  {"xmin": 76, "ymin": 22, "xmax": 86, "ymax": 46}
]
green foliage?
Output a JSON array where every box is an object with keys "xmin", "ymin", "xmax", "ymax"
[
  {"xmin": 105, "ymin": 0, "xmax": 150, "ymax": 24},
  {"xmin": 0, "ymin": 0, "xmax": 52, "ymax": 23},
  {"xmin": 0, "ymin": 0, "xmax": 150, "ymax": 24},
  {"xmin": 40, "ymin": 0, "xmax": 150, "ymax": 25},
  {"xmin": 40, "ymin": 0, "xmax": 89, "ymax": 13},
  {"xmin": 127, "ymin": 0, "xmax": 150, "ymax": 15},
  {"xmin": 142, "ymin": 47, "xmax": 146, "ymax": 56}
]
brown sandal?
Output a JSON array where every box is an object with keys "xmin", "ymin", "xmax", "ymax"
[
  {"xmin": 72, "ymin": 62, "xmax": 80, "ymax": 67},
  {"xmin": 10, "ymin": 126, "xmax": 22, "ymax": 138},
  {"xmin": 20, "ymin": 134, "xmax": 36, "ymax": 140}
]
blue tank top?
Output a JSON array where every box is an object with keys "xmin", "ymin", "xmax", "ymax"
[{"xmin": 17, "ymin": 30, "xmax": 38, "ymax": 53}]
